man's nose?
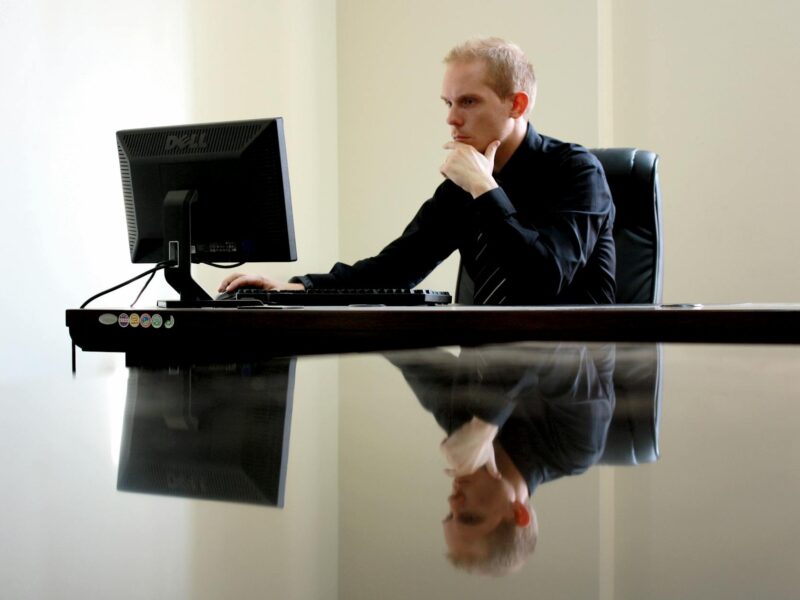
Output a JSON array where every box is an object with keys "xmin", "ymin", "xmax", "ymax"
[
  {"xmin": 448, "ymin": 491, "xmax": 465, "ymax": 512},
  {"xmin": 447, "ymin": 107, "xmax": 462, "ymax": 127},
  {"xmin": 454, "ymin": 475, "xmax": 472, "ymax": 488}
]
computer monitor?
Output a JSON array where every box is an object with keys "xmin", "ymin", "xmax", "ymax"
[
  {"xmin": 118, "ymin": 358, "xmax": 296, "ymax": 507},
  {"xmin": 117, "ymin": 118, "xmax": 296, "ymax": 305}
]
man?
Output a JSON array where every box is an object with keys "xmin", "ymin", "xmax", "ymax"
[
  {"xmin": 220, "ymin": 37, "xmax": 615, "ymax": 304},
  {"xmin": 442, "ymin": 421, "xmax": 537, "ymax": 575},
  {"xmin": 387, "ymin": 343, "xmax": 616, "ymax": 574}
]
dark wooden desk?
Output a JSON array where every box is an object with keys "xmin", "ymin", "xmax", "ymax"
[{"xmin": 66, "ymin": 304, "xmax": 800, "ymax": 361}]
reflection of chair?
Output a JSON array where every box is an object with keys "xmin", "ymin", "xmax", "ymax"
[
  {"xmin": 455, "ymin": 148, "xmax": 663, "ymax": 304},
  {"xmin": 600, "ymin": 343, "xmax": 662, "ymax": 465}
]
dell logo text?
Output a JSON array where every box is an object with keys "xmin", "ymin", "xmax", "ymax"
[{"xmin": 165, "ymin": 133, "xmax": 208, "ymax": 151}]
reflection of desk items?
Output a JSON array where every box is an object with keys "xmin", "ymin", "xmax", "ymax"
[
  {"xmin": 389, "ymin": 343, "xmax": 660, "ymax": 494},
  {"xmin": 600, "ymin": 343, "xmax": 662, "ymax": 465},
  {"xmin": 117, "ymin": 359, "xmax": 295, "ymax": 507}
]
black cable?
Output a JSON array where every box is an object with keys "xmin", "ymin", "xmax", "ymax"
[
  {"xmin": 73, "ymin": 261, "xmax": 170, "ymax": 374},
  {"xmin": 73, "ymin": 259, "xmax": 243, "ymax": 373},
  {"xmin": 129, "ymin": 265, "xmax": 160, "ymax": 307},
  {"xmin": 81, "ymin": 258, "xmax": 235, "ymax": 308},
  {"xmin": 80, "ymin": 261, "xmax": 171, "ymax": 309}
]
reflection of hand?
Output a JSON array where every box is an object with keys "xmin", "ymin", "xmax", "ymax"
[
  {"xmin": 440, "ymin": 140, "xmax": 500, "ymax": 198},
  {"xmin": 218, "ymin": 272, "xmax": 304, "ymax": 293},
  {"xmin": 441, "ymin": 417, "xmax": 501, "ymax": 479}
]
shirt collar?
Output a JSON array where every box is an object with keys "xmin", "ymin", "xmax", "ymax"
[{"xmin": 496, "ymin": 122, "xmax": 542, "ymax": 182}]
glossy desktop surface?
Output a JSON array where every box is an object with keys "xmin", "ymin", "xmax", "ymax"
[{"xmin": 3, "ymin": 342, "xmax": 799, "ymax": 599}]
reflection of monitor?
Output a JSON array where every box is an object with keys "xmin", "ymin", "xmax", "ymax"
[
  {"xmin": 117, "ymin": 359, "xmax": 295, "ymax": 507},
  {"xmin": 117, "ymin": 118, "xmax": 296, "ymax": 305}
]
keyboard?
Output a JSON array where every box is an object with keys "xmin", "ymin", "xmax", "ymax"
[{"xmin": 224, "ymin": 287, "xmax": 452, "ymax": 306}]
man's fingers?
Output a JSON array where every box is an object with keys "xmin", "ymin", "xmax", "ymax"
[
  {"xmin": 222, "ymin": 275, "xmax": 250, "ymax": 292},
  {"xmin": 220, "ymin": 274, "xmax": 266, "ymax": 292},
  {"xmin": 227, "ymin": 275, "xmax": 253, "ymax": 291},
  {"xmin": 484, "ymin": 140, "xmax": 501, "ymax": 162},
  {"xmin": 219, "ymin": 273, "xmax": 302, "ymax": 293},
  {"xmin": 218, "ymin": 272, "xmax": 244, "ymax": 292}
]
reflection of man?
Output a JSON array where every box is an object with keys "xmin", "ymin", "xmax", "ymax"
[
  {"xmin": 387, "ymin": 344, "xmax": 615, "ymax": 574},
  {"xmin": 220, "ymin": 37, "xmax": 615, "ymax": 305},
  {"xmin": 443, "ymin": 419, "xmax": 536, "ymax": 574}
]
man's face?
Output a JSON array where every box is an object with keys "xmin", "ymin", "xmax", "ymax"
[
  {"xmin": 442, "ymin": 467, "xmax": 515, "ymax": 560},
  {"xmin": 441, "ymin": 59, "xmax": 516, "ymax": 154}
]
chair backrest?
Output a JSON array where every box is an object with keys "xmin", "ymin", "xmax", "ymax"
[
  {"xmin": 600, "ymin": 343, "xmax": 662, "ymax": 466},
  {"xmin": 455, "ymin": 147, "xmax": 662, "ymax": 304},
  {"xmin": 592, "ymin": 150, "xmax": 663, "ymax": 464},
  {"xmin": 591, "ymin": 148, "xmax": 663, "ymax": 304}
]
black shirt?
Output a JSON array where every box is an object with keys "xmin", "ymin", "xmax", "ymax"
[
  {"xmin": 293, "ymin": 123, "xmax": 616, "ymax": 304},
  {"xmin": 387, "ymin": 343, "xmax": 616, "ymax": 495}
]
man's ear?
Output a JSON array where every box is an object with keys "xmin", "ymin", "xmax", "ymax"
[
  {"xmin": 509, "ymin": 92, "xmax": 529, "ymax": 119},
  {"xmin": 512, "ymin": 500, "xmax": 532, "ymax": 527}
]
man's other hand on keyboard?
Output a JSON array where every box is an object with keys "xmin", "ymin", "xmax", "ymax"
[{"xmin": 218, "ymin": 273, "xmax": 305, "ymax": 293}]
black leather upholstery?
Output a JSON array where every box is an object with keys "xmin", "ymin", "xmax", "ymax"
[
  {"xmin": 591, "ymin": 150, "xmax": 663, "ymax": 464},
  {"xmin": 600, "ymin": 343, "xmax": 662, "ymax": 465},
  {"xmin": 452, "ymin": 149, "xmax": 664, "ymax": 466},
  {"xmin": 591, "ymin": 148, "xmax": 663, "ymax": 304},
  {"xmin": 454, "ymin": 147, "xmax": 663, "ymax": 305}
]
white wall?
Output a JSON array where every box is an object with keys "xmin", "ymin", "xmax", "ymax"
[
  {"xmin": 611, "ymin": 0, "xmax": 800, "ymax": 303},
  {"xmin": 0, "ymin": 0, "xmax": 193, "ymax": 379},
  {"xmin": 0, "ymin": 1, "xmax": 339, "ymax": 598},
  {"xmin": 0, "ymin": 0, "xmax": 339, "ymax": 381}
]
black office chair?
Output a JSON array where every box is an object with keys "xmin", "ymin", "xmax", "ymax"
[
  {"xmin": 593, "ymin": 150, "xmax": 663, "ymax": 465},
  {"xmin": 455, "ymin": 147, "xmax": 663, "ymax": 305},
  {"xmin": 453, "ymin": 149, "xmax": 664, "ymax": 466},
  {"xmin": 591, "ymin": 148, "xmax": 663, "ymax": 304}
]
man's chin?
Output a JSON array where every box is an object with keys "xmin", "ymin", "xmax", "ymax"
[{"xmin": 469, "ymin": 142, "xmax": 488, "ymax": 153}]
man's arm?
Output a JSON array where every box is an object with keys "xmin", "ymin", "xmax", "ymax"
[
  {"xmin": 291, "ymin": 193, "xmax": 461, "ymax": 290},
  {"xmin": 219, "ymin": 189, "xmax": 460, "ymax": 292},
  {"xmin": 440, "ymin": 136, "xmax": 614, "ymax": 303},
  {"xmin": 469, "ymin": 155, "xmax": 614, "ymax": 303}
]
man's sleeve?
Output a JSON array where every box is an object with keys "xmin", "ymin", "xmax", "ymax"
[
  {"xmin": 291, "ymin": 188, "xmax": 461, "ymax": 289},
  {"xmin": 499, "ymin": 344, "xmax": 616, "ymax": 481},
  {"xmin": 470, "ymin": 155, "xmax": 614, "ymax": 301}
]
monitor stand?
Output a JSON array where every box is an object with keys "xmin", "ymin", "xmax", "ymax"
[{"xmin": 159, "ymin": 190, "xmax": 214, "ymax": 308}]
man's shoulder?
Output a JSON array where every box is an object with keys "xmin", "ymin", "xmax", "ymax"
[
  {"xmin": 526, "ymin": 131, "xmax": 612, "ymax": 210},
  {"xmin": 537, "ymin": 133, "xmax": 602, "ymax": 171}
]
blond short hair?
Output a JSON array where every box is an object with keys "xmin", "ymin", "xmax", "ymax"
[
  {"xmin": 447, "ymin": 501, "xmax": 539, "ymax": 576},
  {"xmin": 444, "ymin": 37, "xmax": 537, "ymax": 113}
]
